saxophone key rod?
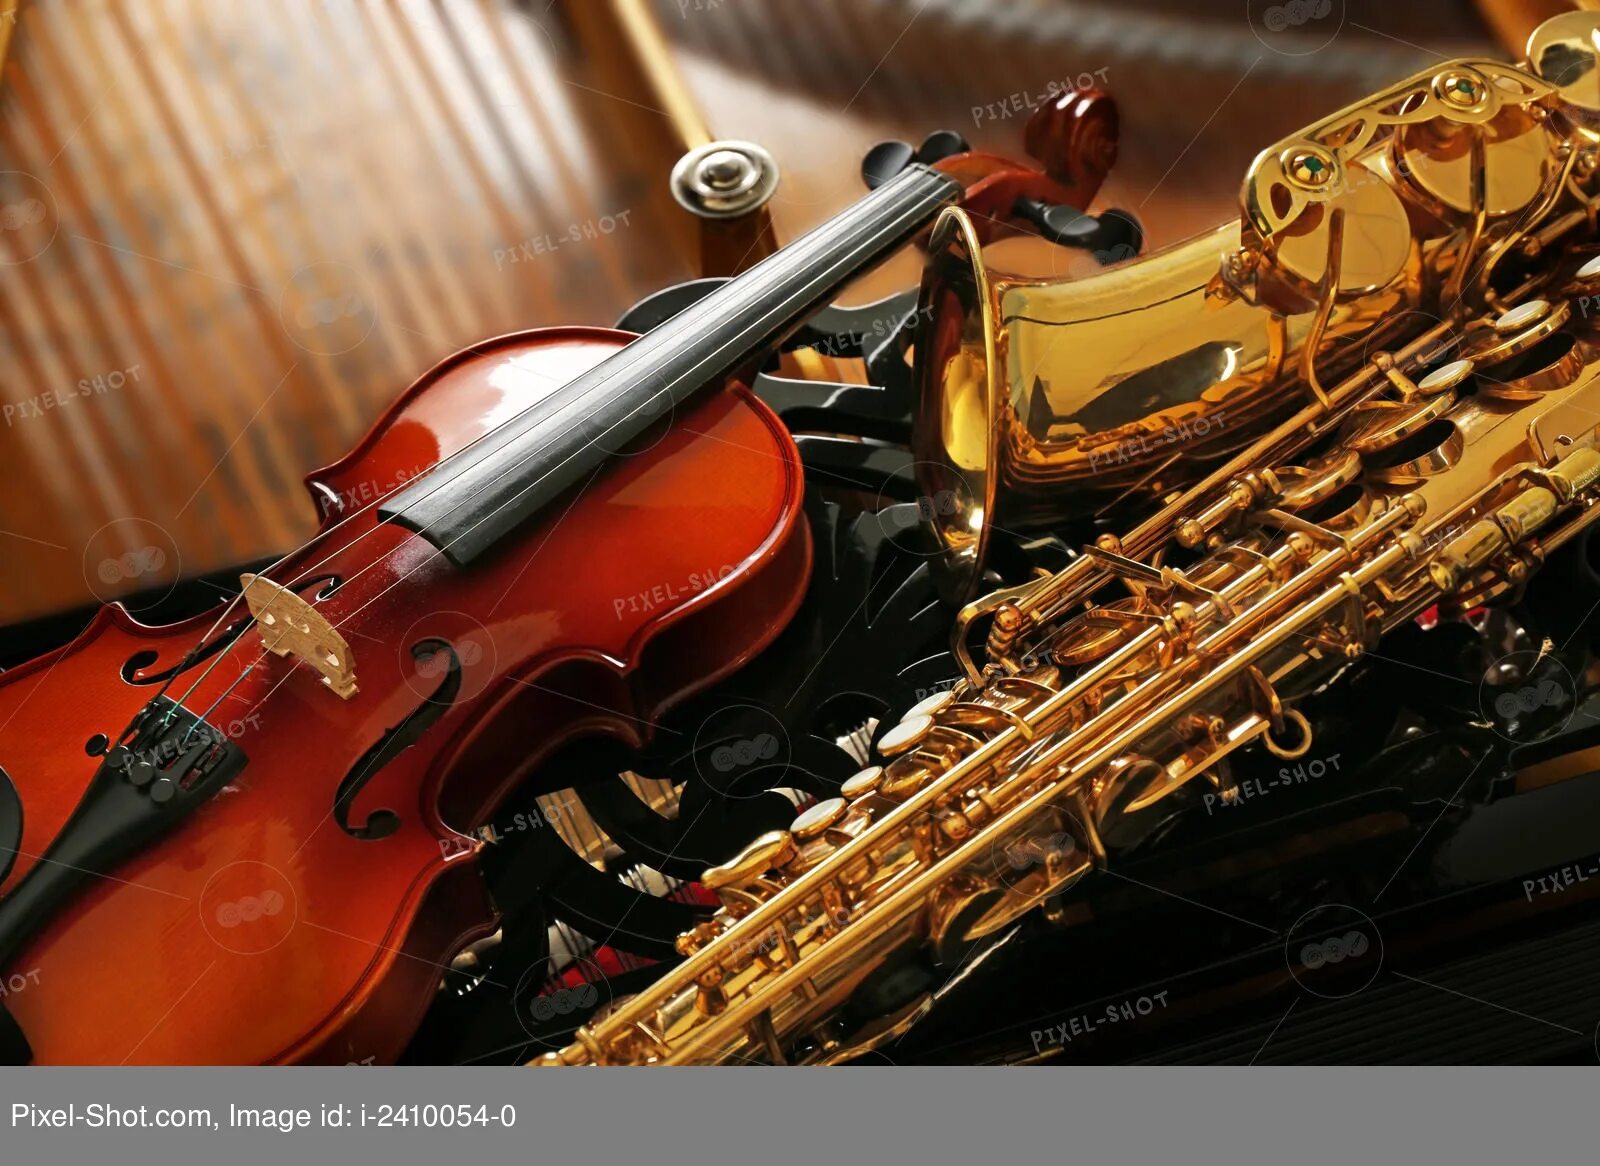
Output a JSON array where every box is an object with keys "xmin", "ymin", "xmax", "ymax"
[
  {"xmin": 567, "ymin": 500, "xmax": 1424, "ymax": 1064},
  {"xmin": 648, "ymin": 510, "xmax": 1433, "ymax": 1061}
]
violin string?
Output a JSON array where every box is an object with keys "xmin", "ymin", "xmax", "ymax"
[
  {"xmin": 205, "ymin": 236, "xmax": 938, "ymax": 852},
  {"xmin": 182, "ymin": 176, "xmax": 954, "ymax": 726},
  {"xmin": 147, "ymin": 595, "xmax": 258, "ymax": 724},
  {"xmin": 169, "ymin": 581, "xmax": 305, "ymax": 713},
  {"xmin": 172, "ymin": 183, "xmax": 915, "ymax": 710},
  {"xmin": 167, "ymin": 637, "xmax": 248, "ymax": 724},
  {"xmin": 184, "ymin": 659, "xmax": 264, "ymax": 746},
  {"xmin": 287, "ymin": 175, "xmax": 951, "ymax": 621},
  {"xmin": 58, "ymin": 170, "xmax": 1010, "ymax": 753},
  {"xmin": 192, "ymin": 159, "xmax": 1044, "ymax": 655},
  {"xmin": 353, "ymin": 170, "xmax": 954, "ymax": 549},
  {"xmin": 262, "ymin": 165, "xmax": 948, "ymax": 616}
]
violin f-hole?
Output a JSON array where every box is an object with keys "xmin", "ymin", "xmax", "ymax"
[{"xmin": 333, "ymin": 638, "xmax": 462, "ymax": 840}]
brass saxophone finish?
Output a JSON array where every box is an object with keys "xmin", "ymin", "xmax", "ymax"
[
  {"xmin": 538, "ymin": 14, "xmax": 1600, "ymax": 1067},
  {"xmin": 915, "ymin": 49, "xmax": 1577, "ymax": 600}
]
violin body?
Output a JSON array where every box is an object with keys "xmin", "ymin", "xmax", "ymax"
[
  {"xmin": 0, "ymin": 327, "xmax": 809, "ymax": 1064},
  {"xmin": 0, "ymin": 86, "xmax": 1120, "ymax": 1064}
]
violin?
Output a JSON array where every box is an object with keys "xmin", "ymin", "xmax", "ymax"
[{"xmin": 0, "ymin": 93, "xmax": 1115, "ymax": 1063}]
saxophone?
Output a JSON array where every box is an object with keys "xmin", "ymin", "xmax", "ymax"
[{"xmin": 537, "ymin": 13, "xmax": 1600, "ymax": 1066}]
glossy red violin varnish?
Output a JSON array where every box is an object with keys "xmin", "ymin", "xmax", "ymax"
[{"xmin": 0, "ymin": 326, "xmax": 810, "ymax": 1064}]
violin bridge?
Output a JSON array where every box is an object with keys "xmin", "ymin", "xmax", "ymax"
[{"xmin": 240, "ymin": 573, "xmax": 358, "ymax": 699}]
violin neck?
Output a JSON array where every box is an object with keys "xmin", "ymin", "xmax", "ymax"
[{"xmin": 379, "ymin": 163, "xmax": 962, "ymax": 567}]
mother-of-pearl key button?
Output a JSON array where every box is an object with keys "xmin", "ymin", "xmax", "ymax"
[
  {"xmin": 790, "ymin": 797, "xmax": 847, "ymax": 841},
  {"xmin": 1417, "ymin": 359, "xmax": 1474, "ymax": 393},
  {"xmin": 1493, "ymin": 299, "xmax": 1550, "ymax": 333},
  {"xmin": 878, "ymin": 714, "xmax": 933, "ymax": 756},
  {"xmin": 1578, "ymin": 254, "xmax": 1600, "ymax": 282},
  {"xmin": 840, "ymin": 766, "xmax": 884, "ymax": 799},
  {"xmin": 902, "ymin": 690, "xmax": 955, "ymax": 719}
]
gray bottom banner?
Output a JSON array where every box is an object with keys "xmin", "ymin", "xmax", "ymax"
[{"xmin": 0, "ymin": 1066, "xmax": 1591, "ymax": 1165}]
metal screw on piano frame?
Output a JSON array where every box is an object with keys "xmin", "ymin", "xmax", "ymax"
[{"xmin": 670, "ymin": 140, "xmax": 780, "ymax": 219}]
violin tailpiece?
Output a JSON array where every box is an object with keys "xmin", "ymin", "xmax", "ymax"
[{"xmin": 239, "ymin": 573, "xmax": 358, "ymax": 699}]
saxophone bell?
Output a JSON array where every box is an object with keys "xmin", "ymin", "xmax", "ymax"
[{"xmin": 914, "ymin": 38, "xmax": 1588, "ymax": 600}]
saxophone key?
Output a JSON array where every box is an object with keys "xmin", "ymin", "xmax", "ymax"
[
  {"xmin": 789, "ymin": 798, "xmax": 847, "ymax": 842},
  {"xmin": 876, "ymin": 715, "xmax": 934, "ymax": 756},
  {"xmin": 901, "ymin": 690, "xmax": 956, "ymax": 720},
  {"xmin": 701, "ymin": 830, "xmax": 798, "ymax": 913},
  {"xmin": 840, "ymin": 765, "xmax": 884, "ymax": 800}
]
